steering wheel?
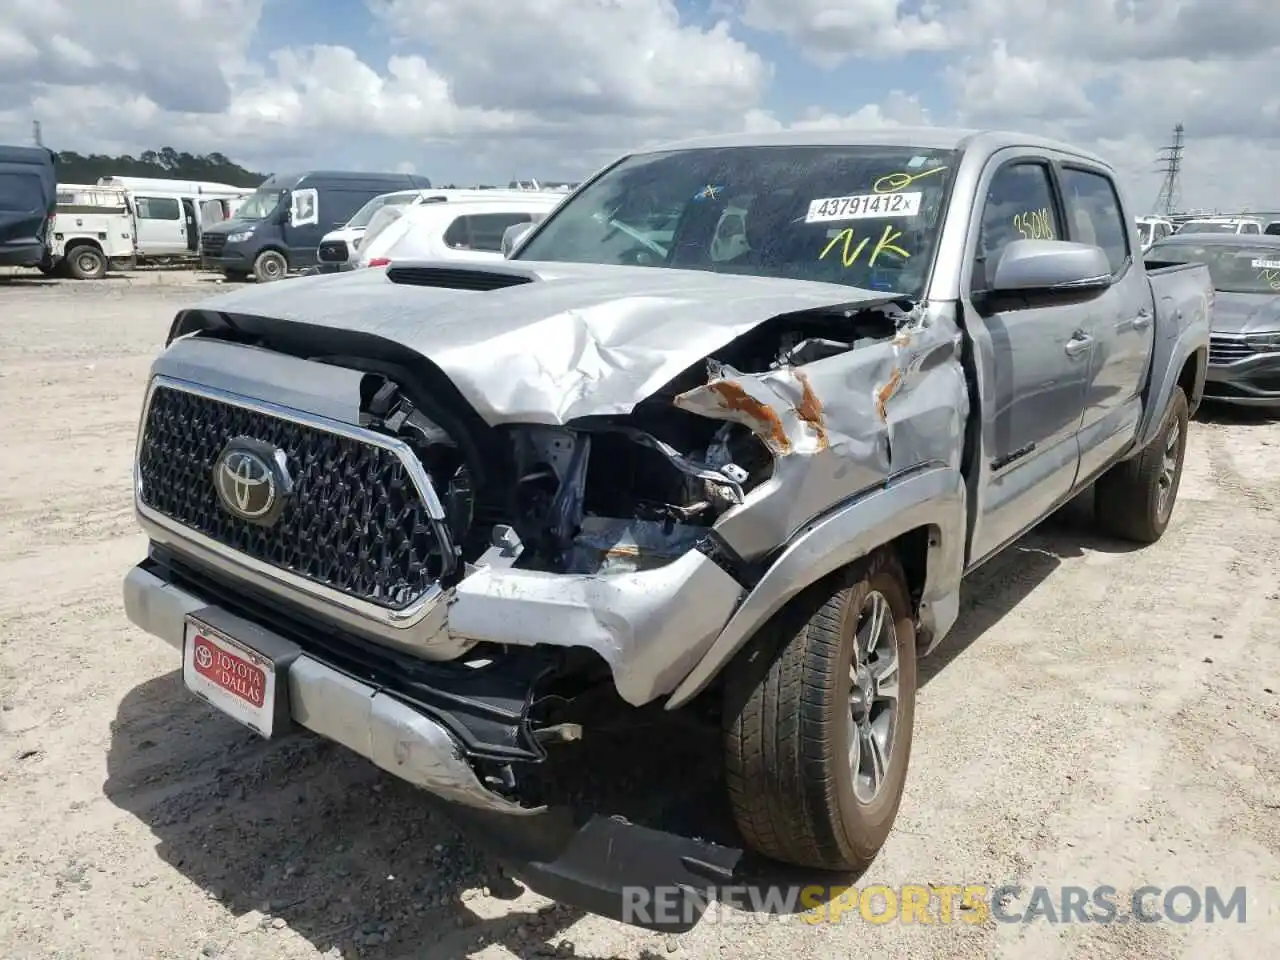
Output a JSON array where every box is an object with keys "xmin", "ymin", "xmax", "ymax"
[{"xmin": 619, "ymin": 246, "xmax": 661, "ymax": 266}]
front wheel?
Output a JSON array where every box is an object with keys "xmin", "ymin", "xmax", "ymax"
[
  {"xmin": 252, "ymin": 250, "xmax": 288, "ymax": 282},
  {"xmin": 722, "ymin": 548, "xmax": 917, "ymax": 871},
  {"xmin": 1095, "ymin": 386, "xmax": 1189, "ymax": 543}
]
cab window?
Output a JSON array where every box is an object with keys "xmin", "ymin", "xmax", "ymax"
[
  {"xmin": 1059, "ymin": 167, "xmax": 1130, "ymax": 274},
  {"xmin": 973, "ymin": 162, "xmax": 1061, "ymax": 290}
]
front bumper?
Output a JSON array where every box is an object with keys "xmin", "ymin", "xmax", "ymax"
[
  {"xmin": 122, "ymin": 559, "xmax": 743, "ymax": 930},
  {"xmin": 1204, "ymin": 350, "xmax": 1280, "ymax": 405},
  {"xmin": 200, "ymin": 252, "xmax": 251, "ymax": 273}
]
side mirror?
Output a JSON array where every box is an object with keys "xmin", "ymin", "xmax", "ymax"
[
  {"xmin": 989, "ymin": 239, "xmax": 1112, "ymax": 296},
  {"xmin": 501, "ymin": 221, "xmax": 535, "ymax": 258}
]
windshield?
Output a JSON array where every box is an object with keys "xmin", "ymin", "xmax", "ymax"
[
  {"xmin": 345, "ymin": 192, "xmax": 417, "ymax": 229},
  {"xmin": 1179, "ymin": 221, "xmax": 1237, "ymax": 235},
  {"xmin": 1150, "ymin": 241, "xmax": 1280, "ymax": 294},
  {"xmin": 514, "ymin": 144, "xmax": 959, "ymax": 298},
  {"xmin": 235, "ymin": 188, "xmax": 284, "ymax": 221}
]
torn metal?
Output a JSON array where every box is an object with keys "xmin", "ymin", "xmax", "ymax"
[{"xmin": 152, "ymin": 264, "xmax": 969, "ymax": 707}]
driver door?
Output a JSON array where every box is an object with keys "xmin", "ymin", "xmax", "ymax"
[{"xmin": 962, "ymin": 155, "xmax": 1091, "ymax": 566}]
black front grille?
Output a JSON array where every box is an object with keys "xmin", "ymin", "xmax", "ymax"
[
  {"xmin": 201, "ymin": 233, "xmax": 226, "ymax": 257},
  {"xmin": 318, "ymin": 239, "xmax": 349, "ymax": 262},
  {"xmin": 137, "ymin": 385, "xmax": 446, "ymax": 609},
  {"xmin": 1209, "ymin": 336, "xmax": 1253, "ymax": 365},
  {"xmin": 386, "ymin": 266, "xmax": 534, "ymax": 291}
]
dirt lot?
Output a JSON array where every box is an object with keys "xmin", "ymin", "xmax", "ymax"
[{"xmin": 1, "ymin": 269, "xmax": 1278, "ymax": 959}]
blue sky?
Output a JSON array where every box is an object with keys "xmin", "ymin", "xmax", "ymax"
[
  {"xmin": 1, "ymin": 0, "xmax": 1275, "ymax": 209},
  {"xmin": 242, "ymin": 0, "xmax": 956, "ymax": 183}
]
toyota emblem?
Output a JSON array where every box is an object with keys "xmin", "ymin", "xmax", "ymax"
[{"xmin": 211, "ymin": 437, "xmax": 292, "ymax": 527}]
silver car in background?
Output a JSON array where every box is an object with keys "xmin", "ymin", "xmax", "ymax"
[{"xmin": 1148, "ymin": 233, "xmax": 1280, "ymax": 406}]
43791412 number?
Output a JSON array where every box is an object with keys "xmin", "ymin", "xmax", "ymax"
[{"xmin": 806, "ymin": 191, "xmax": 922, "ymax": 223}]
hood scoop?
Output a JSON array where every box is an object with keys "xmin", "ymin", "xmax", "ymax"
[{"xmin": 385, "ymin": 264, "xmax": 538, "ymax": 292}]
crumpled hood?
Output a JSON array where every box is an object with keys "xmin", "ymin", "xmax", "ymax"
[
  {"xmin": 1212, "ymin": 291, "xmax": 1280, "ymax": 334},
  {"xmin": 177, "ymin": 260, "xmax": 898, "ymax": 425}
]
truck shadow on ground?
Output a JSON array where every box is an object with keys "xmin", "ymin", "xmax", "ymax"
[
  {"xmin": 1194, "ymin": 399, "xmax": 1280, "ymax": 426},
  {"xmin": 102, "ymin": 498, "xmax": 1136, "ymax": 957}
]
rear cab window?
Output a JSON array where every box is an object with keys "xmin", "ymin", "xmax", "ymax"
[{"xmin": 1059, "ymin": 166, "xmax": 1130, "ymax": 274}]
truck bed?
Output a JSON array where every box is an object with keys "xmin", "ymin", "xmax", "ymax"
[{"xmin": 1144, "ymin": 257, "xmax": 1213, "ymax": 313}]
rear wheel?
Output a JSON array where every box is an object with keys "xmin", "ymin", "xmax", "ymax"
[
  {"xmin": 1095, "ymin": 386, "xmax": 1189, "ymax": 543},
  {"xmin": 66, "ymin": 245, "xmax": 106, "ymax": 280},
  {"xmin": 252, "ymin": 250, "xmax": 287, "ymax": 282},
  {"xmin": 722, "ymin": 548, "xmax": 917, "ymax": 871}
]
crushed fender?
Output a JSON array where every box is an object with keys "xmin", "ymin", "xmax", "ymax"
[{"xmin": 674, "ymin": 360, "xmax": 830, "ymax": 456}]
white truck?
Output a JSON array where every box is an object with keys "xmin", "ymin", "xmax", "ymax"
[{"xmin": 40, "ymin": 183, "xmax": 135, "ymax": 279}]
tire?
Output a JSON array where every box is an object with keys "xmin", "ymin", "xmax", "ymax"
[
  {"xmin": 1095, "ymin": 386, "xmax": 1189, "ymax": 543},
  {"xmin": 66, "ymin": 245, "xmax": 106, "ymax": 280},
  {"xmin": 252, "ymin": 250, "xmax": 288, "ymax": 283},
  {"xmin": 722, "ymin": 547, "xmax": 917, "ymax": 871}
]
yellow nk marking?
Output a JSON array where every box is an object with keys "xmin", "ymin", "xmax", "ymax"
[
  {"xmin": 874, "ymin": 165, "xmax": 948, "ymax": 194},
  {"xmin": 819, "ymin": 224, "xmax": 911, "ymax": 267},
  {"xmin": 1262, "ymin": 269, "xmax": 1280, "ymax": 290}
]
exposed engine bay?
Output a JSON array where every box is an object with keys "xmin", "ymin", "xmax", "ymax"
[{"xmin": 316, "ymin": 299, "xmax": 909, "ymax": 581}]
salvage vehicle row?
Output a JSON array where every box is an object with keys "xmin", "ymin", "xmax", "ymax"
[{"xmin": 122, "ymin": 127, "xmax": 1211, "ymax": 929}]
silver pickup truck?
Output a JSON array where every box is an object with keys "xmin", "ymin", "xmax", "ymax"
[{"xmin": 123, "ymin": 128, "xmax": 1211, "ymax": 928}]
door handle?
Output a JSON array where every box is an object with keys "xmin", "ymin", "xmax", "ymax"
[
  {"xmin": 1133, "ymin": 309, "xmax": 1152, "ymax": 330},
  {"xmin": 1064, "ymin": 333, "xmax": 1093, "ymax": 358}
]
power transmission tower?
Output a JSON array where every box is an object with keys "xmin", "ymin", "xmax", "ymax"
[{"xmin": 1153, "ymin": 123, "xmax": 1184, "ymax": 216}]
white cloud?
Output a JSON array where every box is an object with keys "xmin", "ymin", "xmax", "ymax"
[
  {"xmin": 0, "ymin": 0, "xmax": 1275, "ymax": 209},
  {"xmin": 370, "ymin": 0, "xmax": 769, "ymax": 119},
  {"xmin": 745, "ymin": 91, "xmax": 932, "ymax": 132},
  {"xmin": 734, "ymin": 0, "xmax": 951, "ymax": 63}
]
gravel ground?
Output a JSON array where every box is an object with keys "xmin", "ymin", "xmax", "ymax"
[{"xmin": 1, "ymin": 268, "xmax": 1278, "ymax": 959}]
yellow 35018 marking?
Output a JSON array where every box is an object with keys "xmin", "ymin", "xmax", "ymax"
[
  {"xmin": 1013, "ymin": 207, "xmax": 1056, "ymax": 240},
  {"xmin": 819, "ymin": 224, "xmax": 911, "ymax": 267},
  {"xmin": 873, "ymin": 165, "xmax": 948, "ymax": 194}
]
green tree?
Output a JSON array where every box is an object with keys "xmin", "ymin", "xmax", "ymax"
[{"xmin": 53, "ymin": 147, "xmax": 265, "ymax": 187}]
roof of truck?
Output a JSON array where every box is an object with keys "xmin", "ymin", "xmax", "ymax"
[{"xmin": 642, "ymin": 126, "xmax": 1112, "ymax": 166}]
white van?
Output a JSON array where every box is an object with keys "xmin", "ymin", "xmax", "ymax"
[
  {"xmin": 316, "ymin": 188, "xmax": 545, "ymax": 268},
  {"xmin": 96, "ymin": 176, "xmax": 252, "ymax": 261},
  {"xmin": 354, "ymin": 196, "xmax": 561, "ymax": 268}
]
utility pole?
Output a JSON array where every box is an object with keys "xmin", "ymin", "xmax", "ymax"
[
  {"xmin": 1153, "ymin": 123, "xmax": 1183, "ymax": 216},
  {"xmin": 32, "ymin": 120, "xmax": 42, "ymax": 147}
]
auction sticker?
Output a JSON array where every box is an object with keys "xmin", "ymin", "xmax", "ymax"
[{"xmin": 806, "ymin": 191, "xmax": 921, "ymax": 223}]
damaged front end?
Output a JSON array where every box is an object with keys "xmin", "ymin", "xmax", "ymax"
[{"xmin": 132, "ymin": 280, "xmax": 965, "ymax": 813}]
